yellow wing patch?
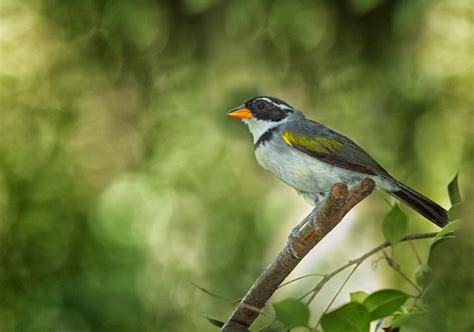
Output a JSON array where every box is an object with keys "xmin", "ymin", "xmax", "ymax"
[{"xmin": 282, "ymin": 130, "xmax": 344, "ymax": 155}]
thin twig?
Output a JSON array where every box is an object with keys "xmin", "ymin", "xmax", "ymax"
[
  {"xmin": 382, "ymin": 251, "xmax": 422, "ymax": 293},
  {"xmin": 314, "ymin": 264, "xmax": 360, "ymax": 330},
  {"xmin": 384, "ymin": 198, "xmax": 394, "ymax": 209},
  {"xmin": 278, "ymin": 273, "xmax": 325, "ymax": 289},
  {"xmin": 192, "ymin": 282, "xmax": 275, "ymax": 318},
  {"xmin": 408, "ymin": 240, "xmax": 423, "ymax": 265},
  {"xmin": 191, "ymin": 282, "xmax": 234, "ymax": 302}
]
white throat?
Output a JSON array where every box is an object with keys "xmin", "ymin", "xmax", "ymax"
[{"xmin": 243, "ymin": 118, "xmax": 280, "ymax": 144}]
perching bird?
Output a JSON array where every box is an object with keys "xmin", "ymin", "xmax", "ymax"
[{"xmin": 227, "ymin": 96, "xmax": 448, "ymax": 236}]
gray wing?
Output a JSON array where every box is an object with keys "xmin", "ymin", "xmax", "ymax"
[{"xmin": 281, "ymin": 120, "xmax": 389, "ymax": 176}]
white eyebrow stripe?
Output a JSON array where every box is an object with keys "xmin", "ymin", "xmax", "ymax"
[
  {"xmin": 259, "ymin": 97, "xmax": 273, "ymax": 103},
  {"xmin": 276, "ymin": 103, "xmax": 293, "ymax": 110},
  {"xmin": 257, "ymin": 97, "xmax": 293, "ymax": 110}
]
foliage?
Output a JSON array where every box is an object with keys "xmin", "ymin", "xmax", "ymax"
[
  {"xmin": 206, "ymin": 316, "xmax": 225, "ymax": 328},
  {"xmin": 447, "ymin": 173, "xmax": 462, "ymax": 206},
  {"xmin": 350, "ymin": 291, "xmax": 369, "ymax": 304},
  {"xmin": 382, "ymin": 204, "xmax": 408, "ymax": 245},
  {"xmin": 272, "ymin": 298, "xmax": 310, "ymax": 328},
  {"xmin": 321, "ymin": 302, "xmax": 370, "ymax": 332}
]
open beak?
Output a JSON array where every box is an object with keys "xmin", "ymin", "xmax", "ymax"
[{"xmin": 227, "ymin": 104, "xmax": 252, "ymax": 119}]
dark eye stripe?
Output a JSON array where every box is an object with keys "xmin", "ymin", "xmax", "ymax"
[{"xmin": 246, "ymin": 96, "xmax": 294, "ymax": 121}]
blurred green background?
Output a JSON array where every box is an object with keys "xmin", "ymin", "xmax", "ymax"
[{"xmin": 0, "ymin": 0, "xmax": 472, "ymax": 331}]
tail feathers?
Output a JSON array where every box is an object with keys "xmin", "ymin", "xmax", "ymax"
[{"xmin": 389, "ymin": 181, "xmax": 448, "ymax": 228}]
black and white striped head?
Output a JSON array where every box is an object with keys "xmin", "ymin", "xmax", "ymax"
[
  {"xmin": 227, "ymin": 96, "xmax": 297, "ymax": 122},
  {"xmin": 227, "ymin": 96, "xmax": 304, "ymax": 141}
]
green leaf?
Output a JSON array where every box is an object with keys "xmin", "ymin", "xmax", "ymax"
[
  {"xmin": 432, "ymin": 220, "xmax": 460, "ymax": 243},
  {"xmin": 448, "ymin": 203, "xmax": 464, "ymax": 221},
  {"xmin": 363, "ymin": 289, "xmax": 409, "ymax": 321},
  {"xmin": 321, "ymin": 302, "xmax": 370, "ymax": 332},
  {"xmin": 205, "ymin": 316, "xmax": 225, "ymax": 328},
  {"xmin": 429, "ymin": 236, "xmax": 455, "ymax": 265},
  {"xmin": 429, "ymin": 221, "xmax": 459, "ymax": 263},
  {"xmin": 350, "ymin": 291, "xmax": 369, "ymax": 303},
  {"xmin": 382, "ymin": 204, "xmax": 408, "ymax": 245},
  {"xmin": 447, "ymin": 173, "xmax": 462, "ymax": 205},
  {"xmin": 272, "ymin": 298, "xmax": 309, "ymax": 328},
  {"xmin": 260, "ymin": 322, "xmax": 287, "ymax": 332}
]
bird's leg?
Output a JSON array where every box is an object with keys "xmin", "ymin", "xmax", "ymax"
[
  {"xmin": 308, "ymin": 192, "xmax": 328, "ymax": 228},
  {"xmin": 286, "ymin": 192, "xmax": 329, "ymax": 258},
  {"xmin": 286, "ymin": 209, "xmax": 321, "ymax": 258},
  {"xmin": 286, "ymin": 216, "xmax": 310, "ymax": 258}
]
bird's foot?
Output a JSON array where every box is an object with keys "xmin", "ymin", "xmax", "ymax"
[
  {"xmin": 286, "ymin": 210, "xmax": 316, "ymax": 259},
  {"xmin": 286, "ymin": 218, "xmax": 307, "ymax": 259},
  {"xmin": 308, "ymin": 210, "xmax": 318, "ymax": 229},
  {"xmin": 286, "ymin": 210, "xmax": 319, "ymax": 259}
]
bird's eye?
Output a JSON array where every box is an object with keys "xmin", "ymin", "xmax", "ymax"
[{"xmin": 256, "ymin": 102, "xmax": 265, "ymax": 110}]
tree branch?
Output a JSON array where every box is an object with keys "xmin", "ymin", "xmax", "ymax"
[
  {"xmin": 300, "ymin": 232, "xmax": 437, "ymax": 304},
  {"xmin": 221, "ymin": 178, "xmax": 376, "ymax": 331}
]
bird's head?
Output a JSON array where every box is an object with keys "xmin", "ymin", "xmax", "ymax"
[{"xmin": 227, "ymin": 96, "xmax": 304, "ymax": 141}]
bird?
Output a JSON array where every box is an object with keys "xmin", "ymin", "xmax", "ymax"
[{"xmin": 227, "ymin": 96, "xmax": 448, "ymax": 247}]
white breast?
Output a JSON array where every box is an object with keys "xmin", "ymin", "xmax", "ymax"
[
  {"xmin": 255, "ymin": 140, "xmax": 338, "ymax": 192},
  {"xmin": 254, "ymin": 139, "xmax": 382, "ymax": 198}
]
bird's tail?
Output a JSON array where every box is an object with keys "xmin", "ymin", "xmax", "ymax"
[{"xmin": 389, "ymin": 180, "xmax": 448, "ymax": 227}]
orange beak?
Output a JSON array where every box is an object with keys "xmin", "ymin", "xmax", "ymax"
[{"xmin": 227, "ymin": 105, "xmax": 252, "ymax": 119}]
